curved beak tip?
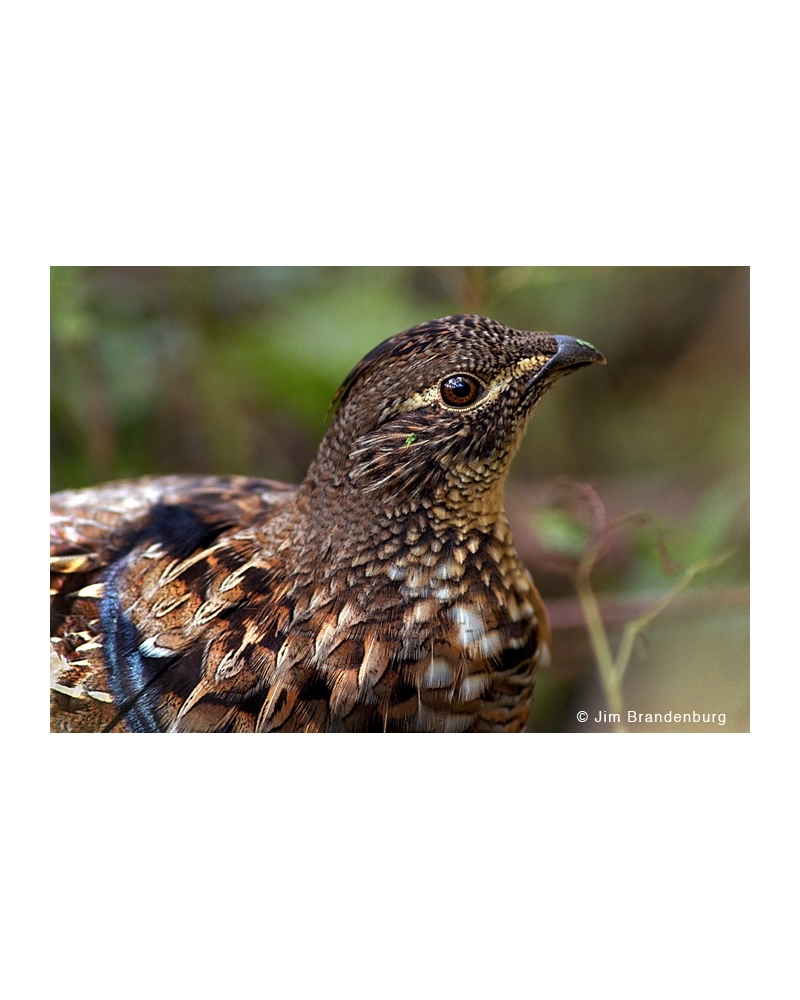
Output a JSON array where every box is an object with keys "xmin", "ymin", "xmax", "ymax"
[
  {"xmin": 553, "ymin": 335, "xmax": 606, "ymax": 370},
  {"xmin": 525, "ymin": 335, "xmax": 606, "ymax": 390},
  {"xmin": 575, "ymin": 339, "xmax": 606, "ymax": 365}
]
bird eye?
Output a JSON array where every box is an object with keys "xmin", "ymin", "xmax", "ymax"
[{"xmin": 440, "ymin": 374, "xmax": 483, "ymax": 407}]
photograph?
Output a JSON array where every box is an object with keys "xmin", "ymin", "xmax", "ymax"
[{"xmin": 50, "ymin": 265, "xmax": 749, "ymax": 733}]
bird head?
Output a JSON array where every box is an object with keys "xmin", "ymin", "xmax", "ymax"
[{"xmin": 305, "ymin": 314, "xmax": 605, "ymax": 525}]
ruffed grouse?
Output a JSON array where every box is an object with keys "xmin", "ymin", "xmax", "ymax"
[{"xmin": 50, "ymin": 314, "xmax": 604, "ymax": 732}]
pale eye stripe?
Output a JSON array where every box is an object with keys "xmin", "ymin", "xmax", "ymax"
[{"xmin": 399, "ymin": 355, "xmax": 549, "ymax": 413}]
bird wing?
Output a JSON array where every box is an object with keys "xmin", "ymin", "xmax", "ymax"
[
  {"xmin": 51, "ymin": 476, "xmax": 548, "ymax": 734},
  {"xmin": 50, "ymin": 474, "xmax": 298, "ymax": 732}
]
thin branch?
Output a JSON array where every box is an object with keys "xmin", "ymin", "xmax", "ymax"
[
  {"xmin": 611, "ymin": 553, "xmax": 733, "ymax": 687},
  {"xmin": 540, "ymin": 480, "xmax": 734, "ymax": 733}
]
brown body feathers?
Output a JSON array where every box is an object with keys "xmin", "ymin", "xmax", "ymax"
[{"xmin": 50, "ymin": 315, "xmax": 604, "ymax": 732}]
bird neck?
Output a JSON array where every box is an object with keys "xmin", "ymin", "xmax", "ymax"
[{"xmin": 295, "ymin": 455, "xmax": 511, "ymax": 567}]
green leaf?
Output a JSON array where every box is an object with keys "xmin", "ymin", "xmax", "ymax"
[{"xmin": 529, "ymin": 508, "xmax": 590, "ymax": 558}]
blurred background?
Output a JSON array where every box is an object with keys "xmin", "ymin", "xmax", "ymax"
[{"xmin": 50, "ymin": 266, "xmax": 749, "ymax": 732}]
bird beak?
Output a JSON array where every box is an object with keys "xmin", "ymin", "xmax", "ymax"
[{"xmin": 526, "ymin": 335, "xmax": 606, "ymax": 389}]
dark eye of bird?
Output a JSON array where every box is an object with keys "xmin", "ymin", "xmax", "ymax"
[{"xmin": 440, "ymin": 374, "xmax": 483, "ymax": 407}]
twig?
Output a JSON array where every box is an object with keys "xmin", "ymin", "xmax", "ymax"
[
  {"xmin": 611, "ymin": 553, "xmax": 732, "ymax": 690},
  {"xmin": 549, "ymin": 481, "xmax": 733, "ymax": 732}
]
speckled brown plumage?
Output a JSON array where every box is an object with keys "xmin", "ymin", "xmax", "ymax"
[{"xmin": 50, "ymin": 314, "xmax": 604, "ymax": 732}]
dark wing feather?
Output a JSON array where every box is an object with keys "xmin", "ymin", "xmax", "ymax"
[{"xmin": 50, "ymin": 475, "xmax": 297, "ymax": 732}]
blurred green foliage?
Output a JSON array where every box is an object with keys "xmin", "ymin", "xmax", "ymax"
[
  {"xmin": 50, "ymin": 266, "xmax": 749, "ymax": 731},
  {"xmin": 51, "ymin": 266, "xmax": 747, "ymax": 487}
]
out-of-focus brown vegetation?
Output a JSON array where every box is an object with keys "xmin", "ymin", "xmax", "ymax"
[{"xmin": 50, "ymin": 266, "xmax": 749, "ymax": 732}]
